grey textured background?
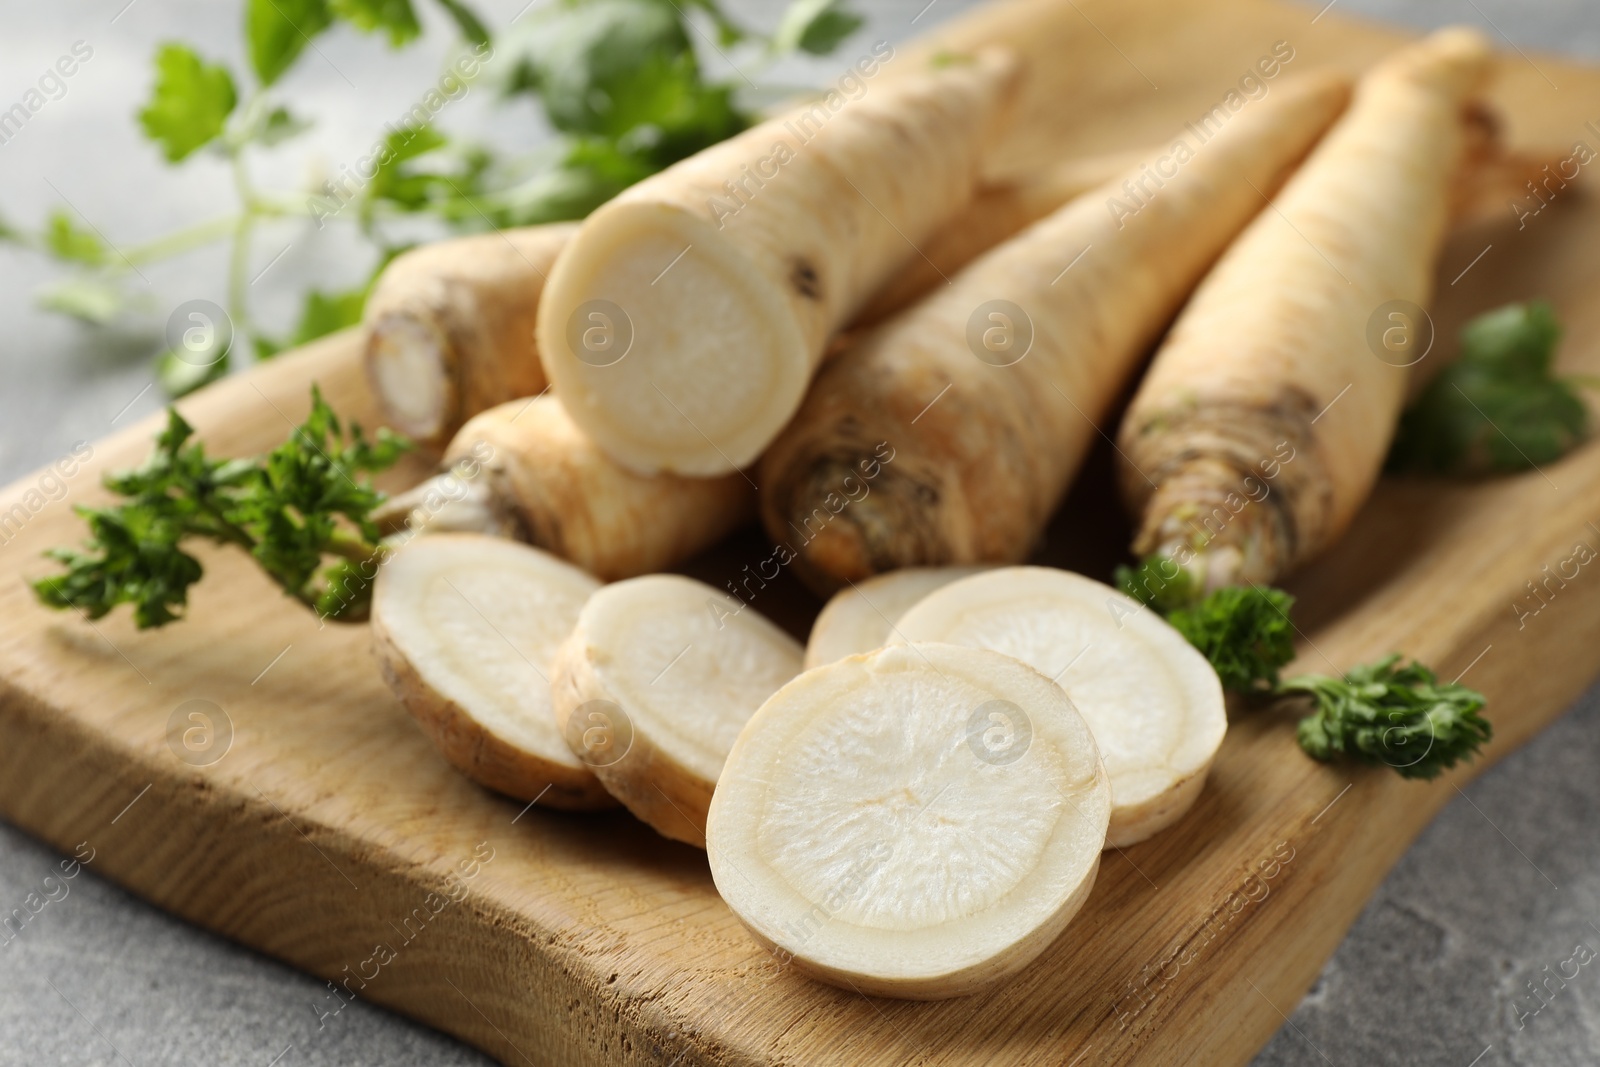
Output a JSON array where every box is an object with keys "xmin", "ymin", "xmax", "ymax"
[{"xmin": 2, "ymin": 1, "xmax": 1598, "ymax": 1064}]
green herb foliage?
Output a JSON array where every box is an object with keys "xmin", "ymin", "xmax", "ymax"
[
  {"xmin": 1119, "ymin": 555, "xmax": 1490, "ymax": 778},
  {"xmin": 1284, "ymin": 655, "xmax": 1491, "ymax": 780},
  {"xmin": 1388, "ymin": 301, "xmax": 1588, "ymax": 475},
  {"xmin": 33, "ymin": 388, "xmax": 407, "ymax": 628},
  {"xmin": 6, "ymin": 0, "xmax": 863, "ymax": 397}
]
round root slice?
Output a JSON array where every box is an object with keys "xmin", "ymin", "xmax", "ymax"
[
  {"xmin": 370, "ymin": 533, "xmax": 613, "ymax": 810},
  {"xmin": 552, "ymin": 575, "xmax": 802, "ymax": 846},
  {"xmin": 804, "ymin": 565, "xmax": 993, "ymax": 669},
  {"xmin": 893, "ymin": 567, "xmax": 1225, "ymax": 848},
  {"xmin": 706, "ymin": 643, "xmax": 1109, "ymax": 1000}
]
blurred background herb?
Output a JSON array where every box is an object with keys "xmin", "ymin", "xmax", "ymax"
[{"xmin": 0, "ymin": 0, "xmax": 862, "ymax": 397}]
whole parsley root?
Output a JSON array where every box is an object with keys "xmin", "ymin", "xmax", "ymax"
[
  {"xmin": 32, "ymin": 387, "xmax": 408, "ymax": 627},
  {"xmin": 1117, "ymin": 558, "xmax": 1490, "ymax": 778},
  {"xmin": 1118, "ymin": 31, "xmax": 1492, "ymax": 589}
]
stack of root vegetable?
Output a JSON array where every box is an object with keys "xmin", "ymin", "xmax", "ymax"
[{"xmin": 365, "ymin": 27, "xmax": 1497, "ymax": 998}]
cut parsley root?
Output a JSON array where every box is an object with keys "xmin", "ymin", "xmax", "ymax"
[
  {"xmin": 370, "ymin": 533, "xmax": 614, "ymax": 809},
  {"xmin": 363, "ymin": 224, "xmax": 578, "ymax": 450},
  {"xmin": 32, "ymin": 388, "xmax": 406, "ymax": 628},
  {"xmin": 706, "ymin": 643, "xmax": 1109, "ymax": 999},
  {"xmin": 551, "ymin": 574, "xmax": 803, "ymax": 846},
  {"xmin": 893, "ymin": 568, "xmax": 1226, "ymax": 847},
  {"xmin": 759, "ymin": 70, "xmax": 1352, "ymax": 591},
  {"xmin": 377, "ymin": 396, "xmax": 754, "ymax": 580},
  {"xmin": 1118, "ymin": 29, "xmax": 1492, "ymax": 591},
  {"xmin": 804, "ymin": 565, "xmax": 992, "ymax": 669},
  {"xmin": 536, "ymin": 51, "xmax": 1019, "ymax": 476}
]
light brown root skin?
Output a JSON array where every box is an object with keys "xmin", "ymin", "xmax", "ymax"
[
  {"xmin": 549, "ymin": 635, "xmax": 712, "ymax": 847},
  {"xmin": 370, "ymin": 610, "xmax": 616, "ymax": 811},
  {"xmin": 442, "ymin": 398, "xmax": 756, "ymax": 581},
  {"xmin": 762, "ymin": 72, "xmax": 1354, "ymax": 591}
]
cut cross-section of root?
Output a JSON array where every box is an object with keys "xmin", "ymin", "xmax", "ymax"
[
  {"xmin": 706, "ymin": 643, "xmax": 1109, "ymax": 999},
  {"xmin": 552, "ymin": 574, "xmax": 803, "ymax": 846},
  {"xmin": 370, "ymin": 532, "xmax": 613, "ymax": 810},
  {"xmin": 893, "ymin": 567, "xmax": 1225, "ymax": 847},
  {"xmin": 804, "ymin": 565, "xmax": 993, "ymax": 669}
]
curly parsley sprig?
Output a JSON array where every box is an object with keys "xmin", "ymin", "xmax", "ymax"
[
  {"xmin": 32, "ymin": 387, "xmax": 407, "ymax": 628},
  {"xmin": 1117, "ymin": 557, "xmax": 1490, "ymax": 779}
]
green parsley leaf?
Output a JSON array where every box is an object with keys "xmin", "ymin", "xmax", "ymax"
[
  {"xmin": 1388, "ymin": 300, "xmax": 1587, "ymax": 475},
  {"xmin": 255, "ymin": 105, "xmax": 313, "ymax": 146},
  {"xmin": 1283, "ymin": 654, "xmax": 1491, "ymax": 780},
  {"xmin": 138, "ymin": 44, "xmax": 238, "ymax": 163},
  {"xmin": 1115, "ymin": 554, "xmax": 1198, "ymax": 614},
  {"xmin": 432, "ymin": 0, "xmax": 491, "ymax": 47},
  {"xmin": 37, "ymin": 276, "xmax": 130, "ymax": 325},
  {"xmin": 33, "ymin": 389, "xmax": 409, "ymax": 628},
  {"xmin": 292, "ymin": 286, "xmax": 368, "ymax": 344},
  {"xmin": 502, "ymin": 0, "xmax": 744, "ymax": 153},
  {"xmin": 773, "ymin": 0, "xmax": 863, "ymax": 56},
  {"xmin": 246, "ymin": 0, "xmax": 334, "ymax": 86},
  {"xmin": 1169, "ymin": 584, "xmax": 1297, "ymax": 693},
  {"xmin": 155, "ymin": 346, "xmax": 231, "ymax": 397},
  {"xmin": 331, "ymin": 0, "xmax": 422, "ymax": 47},
  {"xmin": 43, "ymin": 210, "xmax": 106, "ymax": 266}
]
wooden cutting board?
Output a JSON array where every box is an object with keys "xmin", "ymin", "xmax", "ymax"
[{"xmin": 2, "ymin": 0, "xmax": 1598, "ymax": 1063}]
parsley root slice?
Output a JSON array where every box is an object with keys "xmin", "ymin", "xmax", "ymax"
[
  {"xmin": 706, "ymin": 643, "xmax": 1109, "ymax": 999},
  {"xmin": 892, "ymin": 568, "xmax": 1226, "ymax": 848},
  {"xmin": 551, "ymin": 574, "xmax": 803, "ymax": 846},
  {"xmin": 804, "ymin": 565, "xmax": 993, "ymax": 669},
  {"xmin": 363, "ymin": 224, "xmax": 578, "ymax": 448},
  {"xmin": 1118, "ymin": 29, "xmax": 1492, "ymax": 590},
  {"xmin": 369, "ymin": 533, "xmax": 614, "ymax": 810},
  {"xmin": 536, "ymin": 51, "xmax": 1019, "ymax": 477},
  {"xmin": 758, "ymin": 70, "xmax": 1352, "ymax": 591},
  {"xmin": 377, "ymin": 396, "xmax": 754, "ymax": 580}
]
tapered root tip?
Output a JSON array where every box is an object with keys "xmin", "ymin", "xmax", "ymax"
[{"xmin": 365, "ymin": 312, "xmax": 454, "ymax": 444}]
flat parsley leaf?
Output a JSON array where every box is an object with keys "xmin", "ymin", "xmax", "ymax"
[
  {"xmin": 1284, "ymin": 655, "xmax": 1491, "ymax": 780},
  {"xmin": 331, "ymin": 0, "xmax": 423, "ymax": 47},
  {"xmin": 139, "ymin": 44, "xmax": 238, "ymax": 163},
  {"xmin": 1389, "ymin": 301, "xmax": 1587, "ymax": 475},
  {"xmin": 246, "ymin": 0, "xmax": 334, "ymax": 86}
]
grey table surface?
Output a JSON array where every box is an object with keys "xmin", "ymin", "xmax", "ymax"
[{"xmin": 2, "ymin": 0, "xmax": 1598, "ymax": 1064}]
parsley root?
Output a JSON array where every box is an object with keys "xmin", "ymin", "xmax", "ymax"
[
  {"xmin": 1118, "ymin": 29, "xmax": 1493, "ymax": 591},
  {"xmin": 378, "ymin": 395, "xmax": 754, "ymax": 580},
  {"xmin": 536, "ymin": 49, "xmax": 1019, "ymax": 476},
  {"xmin": 363, "ymin": 224, "xmax": 578, "ymax": 449},
  {"xmin": 759, "ymin": 71, "xmax": 1352, "ymax": 591}
]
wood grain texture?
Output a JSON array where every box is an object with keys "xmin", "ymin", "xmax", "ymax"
[{"xmin": 1, "ymin": 0, "xmax": 1598, "ymax": 1064}]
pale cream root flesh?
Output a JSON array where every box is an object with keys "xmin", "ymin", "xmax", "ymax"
[
  {"xmin": 757, "ymin": 70, "xmax": 1354, "ymax": 592},
  {"xmin": 363, "ymin": 224, "xmax": 576, "ymax": 448},
  {"xmin": 367, "ymin": 315, "xmax": 452, "ymax": 441},
  {"xmin": 707, "ymin": 643, "xmax": 1109, "ymax": 999},
  {"xmin": 892, "ymin": 567, "xmax": 1225, "ymax": 847},
  {"xmin": 369, "ymin": 533, "xmax": 612, "ymax": 810},
  {"xmin": 804, "ymin": 565, "xmax": 993, "ymax": 669},
  {"xmin": 538, "ymin": 54, "xmax": 1018, "ymax": 476},
  {"xmin": 552, "ymin": 574, "xmax": 802, "ymax": 846},
  {"xmin": 1117, "ymin": 29, "xmax": 1493, "ymax": 586}
]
